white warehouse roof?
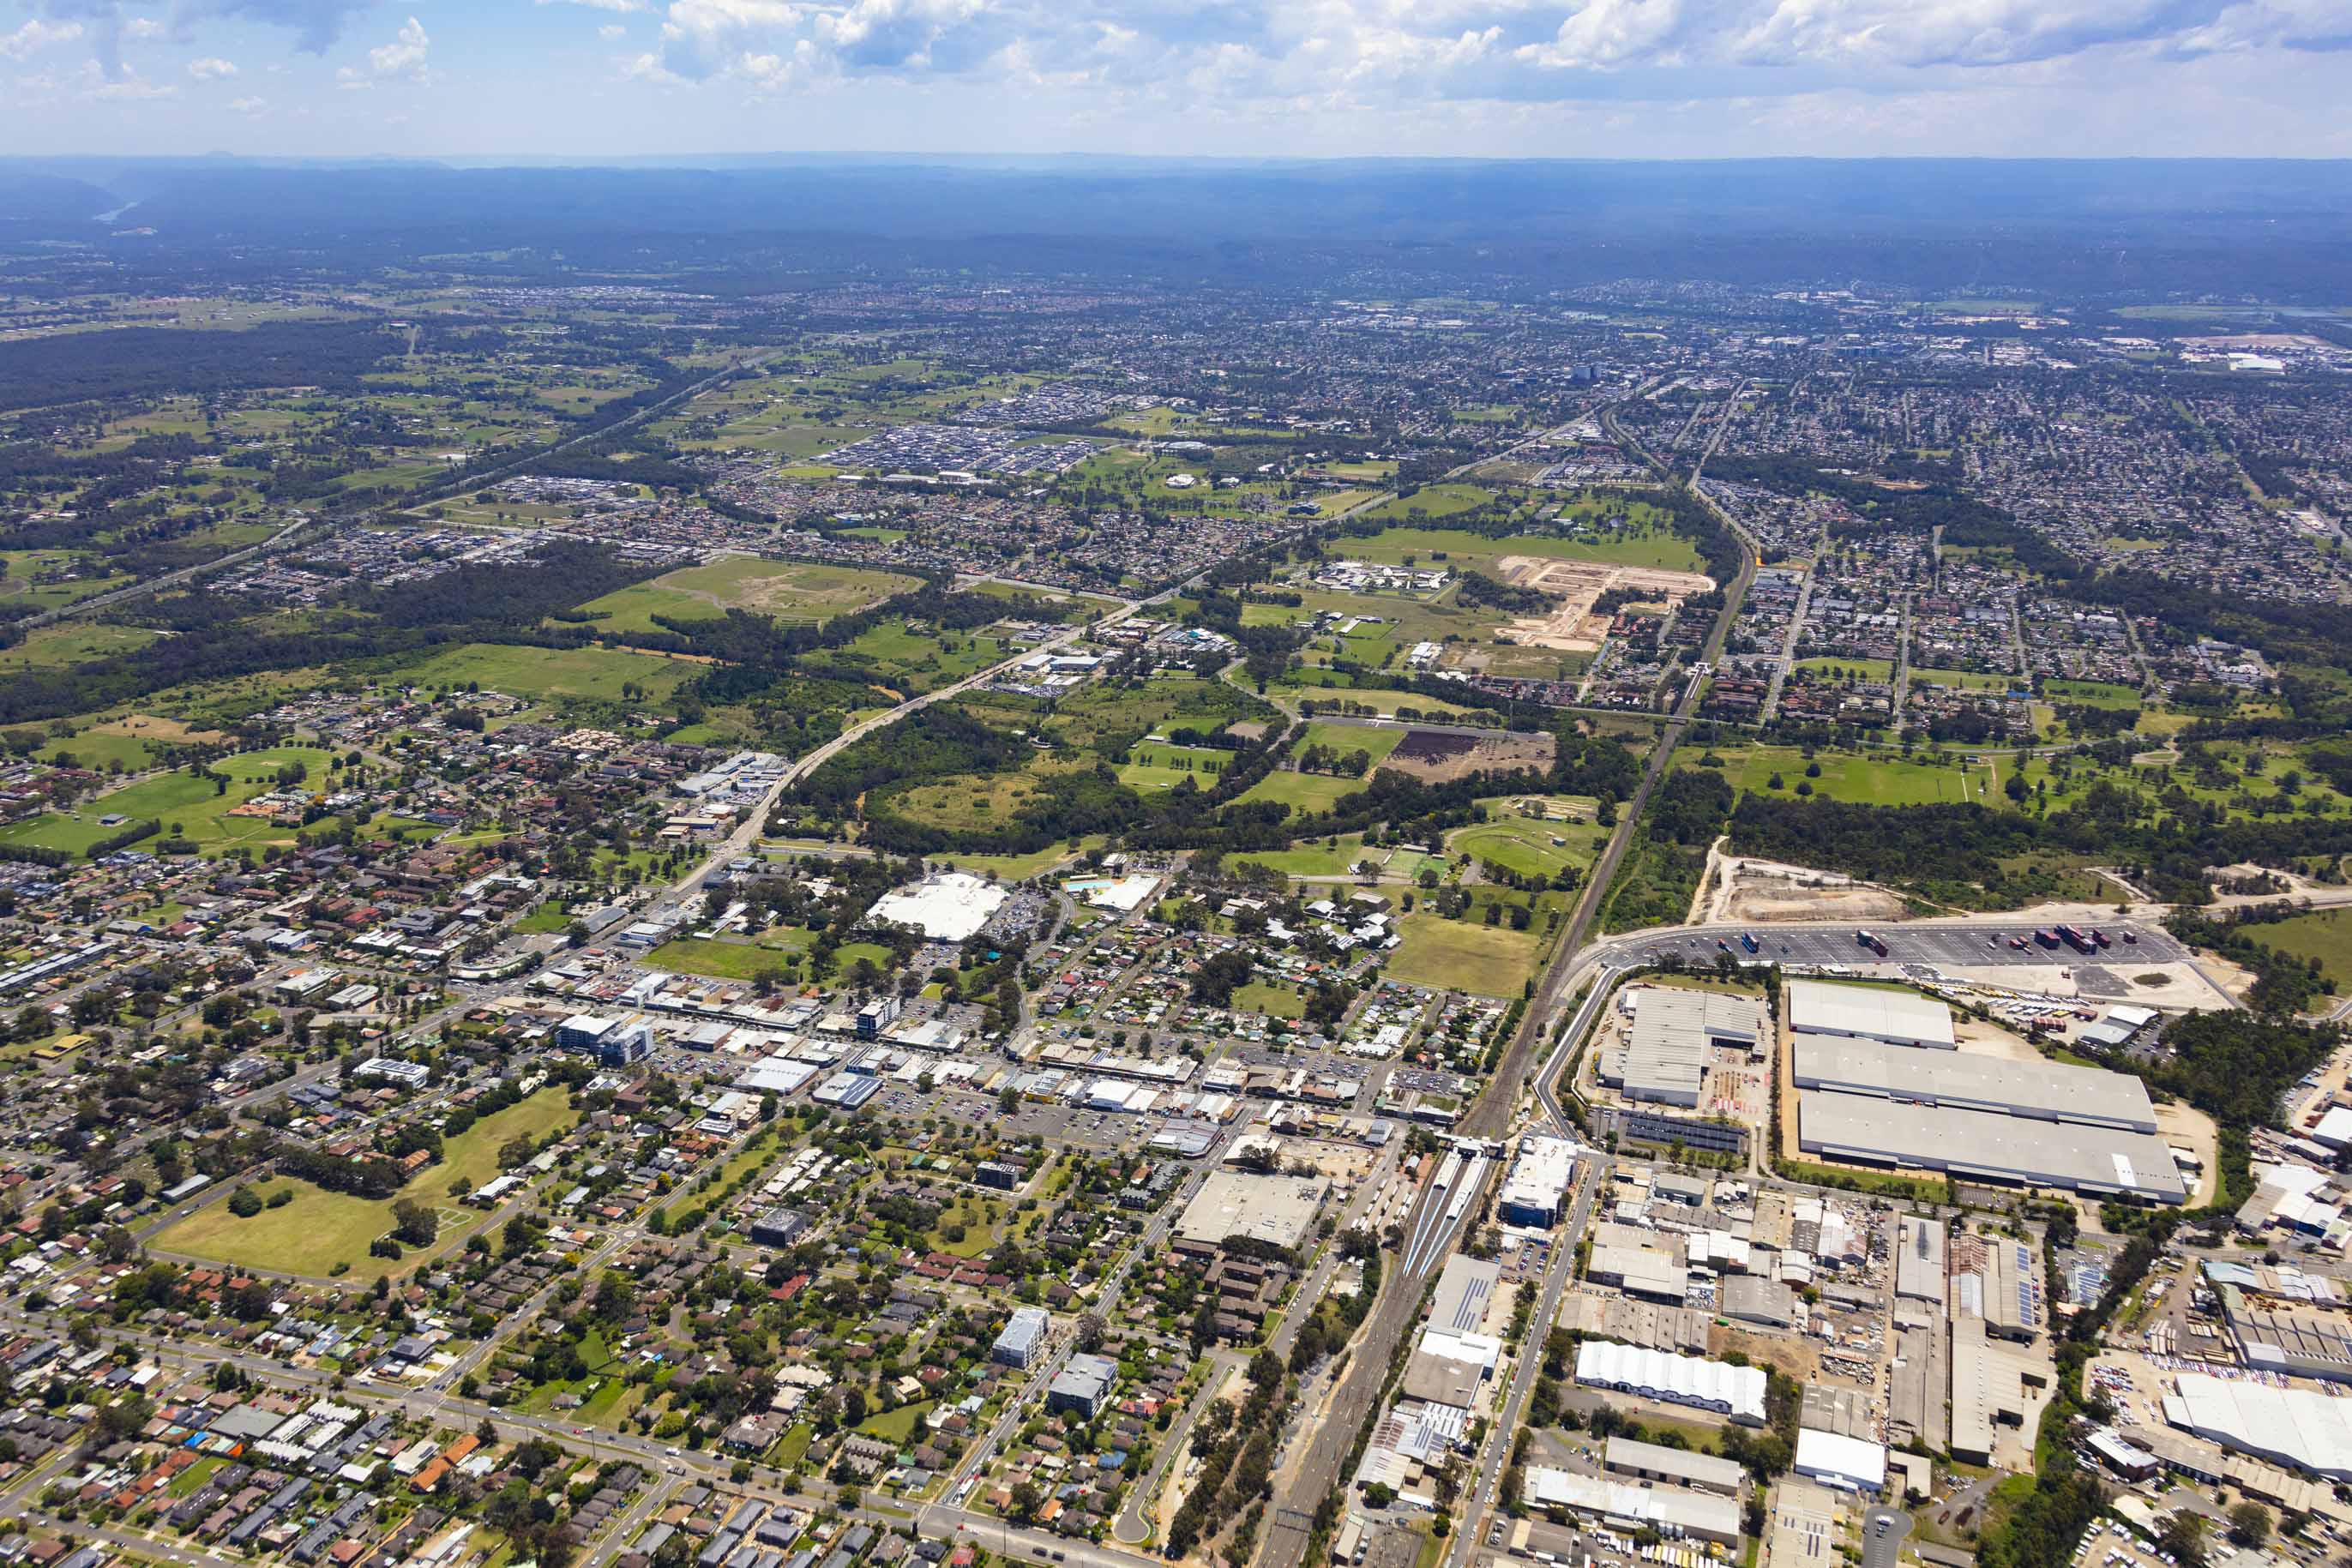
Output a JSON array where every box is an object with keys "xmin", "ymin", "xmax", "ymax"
[
  {"xmin": 1794, "ymin": 1427, "xmax": 1887, "ymax": 1493},
  {"xmin": 867, "ymin": 872, "xmax": 1008, "ymax": 941},
  {"xmin": 1788, "ymin": 979, "xmax": 1956, "ymax": 1049},
  {"xmin": 2164, "ymin": 1372, "xmax": 2352, "ymax": 1480}
]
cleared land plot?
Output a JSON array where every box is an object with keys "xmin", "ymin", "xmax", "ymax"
[
  {"xmin": 1384, "ymin": 915, "xmax": 1543, "ymax": 996},
  {"xmin": 573, "ymin": 558, "xmax": 917, "ymax": 634},
  {"xmin": 649, "ymin": 936, "xmax": 785, "ymax": 981},
  {"xmin": 157, "ymin": 1089, "xmax": 576, "ymax": 1278},
  {"xmin": 1339, "ymin": 522, "xmax": 1702, "ymax": 578}
]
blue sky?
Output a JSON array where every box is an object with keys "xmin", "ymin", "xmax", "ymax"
[{"xmin": 3, "ymin": 0, "xmax": 2348, "ymax": 159}]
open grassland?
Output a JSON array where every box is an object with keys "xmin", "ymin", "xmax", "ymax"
[
  {"xmin": 0, "ymin": 623, "xmax": 159, "ymax": 674},
  {"xmin": 158, "ymin": 1088, "xmax": 575, "ymax": 1278},
  {"xmin": 1298, "ymin": 722, "xmax": 1405, "ymax": 764},
  {"xmin": 379, "ymin": 642, "xmax": 700, "ymax": 703},
  {"xmin": 888, "ymin": 757, "xmax": 1087, "ymax": 832},
  {"xmin": 838, "ymin": 622, "xmax": 1004, "ymax": 696},
  {"xmin": 573, "ymin": 558, "xmax": 917, "ymax": 634},
  {"xmin": 1118, "ymin": 743, "xmax": 1231, "ymax": 792},
  {"xmin": 1690, "ymin": 746, "xmax": 2000, "ymax": 807},
  {"xmin": 2251, "ymin": 908, "xmax": 2352, "ymax": 994},
  {"xmin": 648, "ymin": 936, "xmax": 785, "ymax": 981},
  {"xmin": 1384, "ymin": 915, "xmax": 1542, "ymax": 996},
  {"xmin": 1447, "ymin": 814, "xmax": 1609, "ymax": 880},
  {"xmin": 1237, "ymin": 771, "xmax": 1366, "ymax": 815}
]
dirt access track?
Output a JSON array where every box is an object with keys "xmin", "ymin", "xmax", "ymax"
[{"xmin": 1494, "ymin": 556, "xmax": 1717, "ymax": 652}]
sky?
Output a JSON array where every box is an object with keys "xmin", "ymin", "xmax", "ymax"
[{"xmin": 3, "ymin": 0, "xmax": 2349, "ymax": 160}]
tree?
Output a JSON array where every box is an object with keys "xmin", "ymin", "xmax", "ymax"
[
  {"xmin": 2157, "ymin": 1510, "xmax": 2208, "ymax": 1568},
  {"xmin": 2227, "ymin": 1502, "xmax": 2271, "ymax": 1547},
  {"xmin": 227, "ymin": 1186, "xmax": 263, "ymax": 1218}
]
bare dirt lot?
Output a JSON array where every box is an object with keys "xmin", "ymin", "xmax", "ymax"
[
  {"xmin": 1384, "ymin": 728, "xmax": 1556, "ymax": 782},
  {"xmin": 1720, "ymin": 864, "xmax": 1907, "ymax": 924},
  {"xmin": 1494, "ymin": 556, "xmax": 1717, "ymax": 652}
]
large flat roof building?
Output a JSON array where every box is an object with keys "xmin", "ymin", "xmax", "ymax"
[
  {"xmin": 1607, "ymin": 988, "xmax": 1764, "ymax": 1106},
  {"xmin": 1521, "ymin": 1469, "xmax": 1741, "ymax": 1547},
  {"xmin": 1787, "ymin": 979, "xmax": 1956, "ymax": 1050},
  {"xmin": 1496, "ymin": 1134, "xmax": 1579, "ymax": 1228},
  {"xmin": 1798, "ymin": 1091, "xmax": 2188, "ymax": 1203},
  {"xmin": 1175, "ymin": 1169, "xmax": 1327, "ymax": 1252},
  {"xmin": 1896, "ymin": 1215, "xmax": 1946, "ymax": 1302},
  {"xmin": 1429, "ymin": 1255, "xmax": 1501, "ymax": 1336},
  {"xmin": 1795, "ymin": 1036, "xmax": 2158, "ymax": 1132},
  {"xmin": 1602, "ymin": 1436, "xmax": 1745, "ymax": 1495},
  {"xmin": 2164, "ymin": 1372, "xmax": 2352, "ymax": 1480},
  {"xmin": 867, "ymin": 872, "xmax": 1008, "ymax": 942}
]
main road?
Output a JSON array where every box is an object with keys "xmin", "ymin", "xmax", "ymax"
[{"xmin": 1257, "ymin": 464, "xmax": 1760, "ymax": 1568}]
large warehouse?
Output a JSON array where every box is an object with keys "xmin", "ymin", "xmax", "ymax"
[
  {"xmin": 1606, "ymin": 987, "xmax": 1764, "ymax": 1106},
  {"xmin": 1787, "ymin": 979, "xmax": 1956, "ymax": 1050},
  {"xmin": 1794, "ymin": 1036, "xmax": 2159, "ymax": 1133},
  {"xmin": 1799, "ymin": 1093, "xmax": 2187, "ymax": 1202},
  {"xmin": 2165, "ymin": 1372, "xmax": 2352, "ymax": 1479},
  {"xmin": 1575, "ymin": 1340, "xmax": 1767, "ymax": 1425},
  {"xmin": 1175, "ymin": 1169, "xmax": 1327, "ymax": 1251},
  {"xmin": 1496, "ymin": 1134, "xmax": 1579, "ymax": 1228}
]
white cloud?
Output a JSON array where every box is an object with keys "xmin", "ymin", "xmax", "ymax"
[
  {"xmin": 368, "ymin": 15, "xmax": 431, "ymax": 76},
  {"xmin": 187, "ymin": 55, "xmax": 239, "ymax": 79},
  {"xmin": 227, "ymin": 92, "xmax": 266, "ymax": 111},
  {"xmin": 539, "ymin": 0, "xmax": 649, "ymax": 10},
  {"xmin": 0, "ymin": 18, "xmax": 82, "ymax": 60},
  {"xmin": 600, "ymin": 23, "xmax": 629, "ymax": 39},
  {"xmin": 123, "ymin": 16, "xmax": 165, "ymax": 39}
]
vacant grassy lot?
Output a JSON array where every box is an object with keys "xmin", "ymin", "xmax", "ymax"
[
  {"xmin": 1232, "ymin": 980, "xmax": 1308, "ymax": 1018},
  {"xmin": 574, "ymin": 558, "xmax": 917, "ymax": 634},
  {"xmin": 1300, "ymin": 722, "xmax": 1405, "ymax": 765},
  {"xmin": 0, "ymin": 623, "xmax": 159, "ymax": 674},
  {"xmin": 159, "ymin": 1088, "xmax": 575, "ymax": 1278},
  {"xmin": 2, "ymin": 746, "xmax": 341, "ymax": 859},
  {"xmin": 386, "ymin": 642, "xmax": 699, "ymax": 704},
  {"xmin": 649, "ymin": 936, "xmax": 784, "ymax": 981},
  {"xmin": 1384, "ymin": 915, "xmax": 1542, "ymax": 997},
  {"xmin": 1447, "ymin": 816, "xmax": 1608, "ymax": 880},
  {"xmin": 1238, "ymin": 771, "xmax": 1366, "ymax": 815},
  {"xmin": 2252, "ymin": 908, "xmax": 2352, "ymax": 994},
  {"xmin": 1119, "ymin": 743, "xmax": 1230, "ymax": 792},
  {"xmin": 1692, "ymin": 746, "xmax": 1997, "ymax": 808}
]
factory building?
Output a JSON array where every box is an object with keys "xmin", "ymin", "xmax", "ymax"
[
  {"xmin": 1604, "ymin": 987, "xmax": 1764, "ymax": 1106},
  {"xmin": 1797, "ymin": 1091, "xmax": 2188, "ymax": 1204},
  {"xmin": 1574, "ymin": 1341, "xmax": 1767, "ymax": 1425}
]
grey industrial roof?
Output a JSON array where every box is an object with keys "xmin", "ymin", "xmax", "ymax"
[
  {"xmin": 1620, "ymin": 988, "xmax": 1763, "ymax": 1104},
  {"xmin": 1793, "ymin": 1036, "xmax": 2158, "ymax": 1132},
  {"xmin": 1798, "ymin": 1091, "xmax": 2187, "ymax": 1202},
  {"xmin": 1787, "ymin": 979, "xmax": 1955, "ymax": 1048}
]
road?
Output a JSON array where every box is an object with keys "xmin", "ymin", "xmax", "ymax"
[
  {"xmin": 1861, "ymin": 1506, "xmax": 1915, "ymax": 1568},
  {"xmin": 1257, "ymin": 439, "xmax": 1760, "ymax": 1568}
]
